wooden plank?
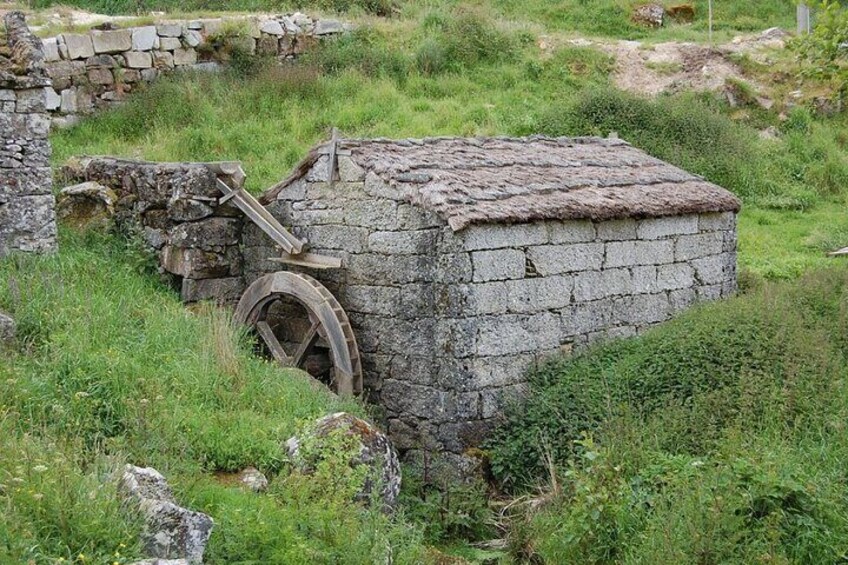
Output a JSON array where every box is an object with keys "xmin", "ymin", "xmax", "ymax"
[
  {"xmin": 216, "ymin": 179, "xmax": 304, "ymax": 254},
  {"xmin": 292, "ymin": 321, "xmax": 320, "ymax": 369},
  {"xmin": 268, "ymin": 252, "xmax": 343, "ymax": 270},
  {"xmin": 829, "ymin": 247, "xmax": 848, "ymax": 257},
  {"xmin": 255, "ymin": 321, "xmax": 290, "ymax": 364}
]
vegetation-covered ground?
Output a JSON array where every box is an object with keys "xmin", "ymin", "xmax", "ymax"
[{"xmin": 2, "ymin": 0, "xmax": 848, "ymax": 563}]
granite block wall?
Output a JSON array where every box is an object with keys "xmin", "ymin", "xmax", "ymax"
[
  {"xmin": 62, "ymin": 157, "xmax": 246, "ymax": 303},
  {"xmin": 39, "ymin": 13, "xmax": 347, "ymax": 128},
  {"xmin": 0, "ymin": 12, "xmax": 57, "ymax": 257},
  {"xmin": 245, "ymin": 155, "xmax": 738, "ymax": 461}
]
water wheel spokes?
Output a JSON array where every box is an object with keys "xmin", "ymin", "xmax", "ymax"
[{"xmin": 235, "ymin": 271, "xmax": 362, "ymax": 396}]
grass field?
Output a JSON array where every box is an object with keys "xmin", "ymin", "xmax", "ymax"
[{"xmin": 3, "ymin": 0, "xmax": 848, "ymax": 562}]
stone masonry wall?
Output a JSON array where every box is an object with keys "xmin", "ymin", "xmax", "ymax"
[
  {"xmin": 245, "ymin": 155, "xmax": 738, "ymax": 464},
  {"xmin": 62, "ymin": 157, "xmax": 246, "ymax": 303},
  {"xmin": 0, "ymin": 12, "xmax": 57, "ymax": 257},
  {"xmin": 41, "ymin": 13, "xmax": 347, "ymax": 127}
]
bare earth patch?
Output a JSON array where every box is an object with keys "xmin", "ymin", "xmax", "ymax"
[{"xmin": 550, "ymin": 28, "xmax": 789, "ymax": 98}]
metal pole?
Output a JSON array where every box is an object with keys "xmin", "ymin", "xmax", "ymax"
[{"xmin": 797, "ymin": 3, "xmax": 811, "ymax": 35}]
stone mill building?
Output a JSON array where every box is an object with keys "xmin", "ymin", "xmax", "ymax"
[{"xmin": 243, "ymin": 135, "xmax": 741, "ymax": 465}]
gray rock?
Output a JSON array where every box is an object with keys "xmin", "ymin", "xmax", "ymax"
[
  {"xmin": 0, "ymin": 311, "xmax": 15, "ymax": 348},
  {"xmin": 124, "ymin": 51, "xmax": 153, "ymax": 69},
  {"xmin": 91, "ymin": 30, "xmax": 133, "ymax": 54},
  {"xmin": 314, "ymin": 20, "xmax": 344, "ymax": 35},
  {"xmin": 173, "ymin": 48, "xmax": 197, "ymax": 66},
  {"xmin": 61, "ymin": 33, "xmax": 94, "ymax": 59},
  {"xmin": 132, "ymin": 26, "xmax": 159, "ymax": 50},
  {"xmin": 632, "ymin": 4, "xmax": 664, "ymax": 27},
  {"xmin": 159, "ymin": 37, "xmax": 182, "ymax": 51},
  {"xmin": 44, "ymin": 87, "xmax": 61, "ymax": 111},
  {"xmin": 183, "ymin": 30, "xmax": 203, "ymax": 48},
  {"xmin": 157, "ymin": 24, "xmax": 184, "ymax": 37},
  {"xmin": 57, "ymin": 181, "xmax": 117, "ymax": 230},
  {"xmin": 118, "ymin": 465, "xmax": 213, "ymax": 564},
  {"xmin": 286, "ymin": 412, "xmax": 401, "ymax": 510},
  {"xmin": 259, "ymin": 20, "xmax": 285, "ymax": 36},
  {"xmin": 42, "ymin": 37, "xmax": 61, "ymax": 62},
  {"xmin": 239, "ymin": 467, "xmax": 269, "ymax": 493}
]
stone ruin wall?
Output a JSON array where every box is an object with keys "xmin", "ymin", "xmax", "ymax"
[
  {"xmin": 245, "ymin": 155, "xmax": 739, "ymax": 463},
  {"xmin": 0, "ymin": 12, "xmax": 57, "ymax": 257},
  {"xmin": 39, "ymin": 13, "xmax": 347, "ymax": 127},
  {"xmin": 62, "ymin": 157, "xmax": 246, "ymax": 303}
]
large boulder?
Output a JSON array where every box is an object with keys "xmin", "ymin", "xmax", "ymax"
[
  {"xmin": 286, "ymin": 412, "xmax": 401, "ymax": 510},
  {"xmin": 118, "ymin": 465, "xmax": 214, "ymax": 564},
  {"xmin": 57, "ymin": 181, "xmax": 117, "ymax": 230},
  {"xmin": 632, "ymin": 4, "xmax": 665, "ymax": 27}
]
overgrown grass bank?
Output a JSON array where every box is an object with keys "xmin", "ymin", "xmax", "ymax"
[
  {"xmin": 488, "ymin": 266, "xmax": 848, "ymax": 562},
  {"xmin": 50, "ymin": 17, "xmax": 848, "ymax": 280},
  {"xmin": 0, "ymin": 229, "xmax": 426, "ymax": 563}
]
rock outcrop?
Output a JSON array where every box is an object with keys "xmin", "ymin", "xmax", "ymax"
[
  {"xmin": 286, "ymin": 412, "xmax": 401, "ymax": 510},
  {"xmin": 118, "ymin": 465, "xmax": 214, "ymax": 564}
]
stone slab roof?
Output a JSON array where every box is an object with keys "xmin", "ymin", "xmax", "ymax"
[{"xmin": 262, "ymin": 136, "xmax": 742, "ymax": 231}]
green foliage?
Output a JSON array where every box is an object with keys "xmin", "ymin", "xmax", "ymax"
[
  {"xmin": 488, "ymin": 267, "xmax": 848, "ymax": 489},
  {"xmin": 399, "ymin": 468, "xmax": 495, "ymax": 543},
  {"xmin": 0, "ymin": 229, "xmax": 432, "ymax": 563},
  {"xmin": 794, "ymin": 0, "xmax": 848, "ymax": 94},
  {"xmin": 489, "ymin": 267, "xmax": 848, "ymax": 562}
]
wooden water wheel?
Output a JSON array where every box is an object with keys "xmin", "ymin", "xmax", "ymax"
[{"xmin": 234, "ymin": 271, "xmax": 363, "ymax": 396}]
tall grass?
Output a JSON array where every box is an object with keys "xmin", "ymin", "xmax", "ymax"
[
  {"xmin": 487, "ymin": 266, "xmax": 848, "ymax": 562},
  {"xmin": 0, "ymin": 229, "xmax": 427, "ymax": 562}
]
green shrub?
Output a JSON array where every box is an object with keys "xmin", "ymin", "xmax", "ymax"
[
  {"xmin": 414, "ymin": 7, "xmax": 520, "ymax": 74},
  {"xmin": 488, "ymin": 267, "xmax": 848, "ymax": 490}
]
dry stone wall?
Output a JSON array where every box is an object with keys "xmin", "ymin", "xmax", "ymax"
[
  {"xmin": 41, "ymin": 13, "xmax": 347, "ymax": 127},
  {"xmin": 0, "ymin": 12, "xmax": 57, "ymax": 257},
  {"xmin": 246, "ymin": 155, "xmax": 738, "ymax": 465},
  {"xmin": 62, "ymin": 157, "xmax": 246, "ymax": 303}
]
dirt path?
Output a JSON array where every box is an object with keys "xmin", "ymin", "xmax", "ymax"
[{"xmin": 548, "ymin": 28, "xmax": 789, "ymax": 99}]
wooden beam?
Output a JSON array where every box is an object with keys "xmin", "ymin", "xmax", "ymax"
[
  {"xmin": 216, "ymin": 179, "xmax": 304, "ymax": 254},
  {"xmin": 268, "ymin": 252, "xmax": 343, "ymax": 270},
  {"xmin": 255, "ymin": 321, "xmax": 290, "ymax": 365},
  {"xmin": 829, "ymin": 247, "xmax": 848, "ymax": 257}
]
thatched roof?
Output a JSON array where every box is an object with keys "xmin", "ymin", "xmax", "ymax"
[{"xmin": 262, "ymin": 136, "xmax": 741, "ymax": 231}]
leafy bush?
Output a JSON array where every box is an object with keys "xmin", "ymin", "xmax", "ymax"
[
  {"xmin": 794, "ymin": 0, "xmax": 848, "ymax": 95},
  {"xmin": 488, "ymin": 267, "xmax": 848, "ymax": 490},
  {"xmin": 415, "ymin": 7, "xmax": 521, "ymax": 74}
]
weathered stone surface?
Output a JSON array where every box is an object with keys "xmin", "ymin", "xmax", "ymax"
[
  {"xmin": 132, "ymin": 26, "xmax": 159, "ymax": 50},
  {"xmin": 157, "ymin": 24, "xmax": 183, "ymax": 37},
  {"xmin": 604, "ymin": 240, "xmax": 674, "ymax": 268},
  {"xmin": 159, "ymin": 37, "xmax": 182, "ymax": 51},
  {"xmin": 124, "ymin": 51, "xmax": 153, "ymax": 69},
  {"xmin": 633, "ymin": 3, "xmax": 665, "ymax": 27},
  {"xmin": 471, "ymin": 248, "xmax": 525, "ymax": 282},
  {"xmin": 62, "ymin": 33, "xmax": 95, "ymax": 59},
  {"xmin": 118, "ymin": 465, "xmax": 213, "ymax": 564},
  {"xmin": 0, "ymin": 311, "xmax": 15, "ymax": 348},
  {"xmin": 286, "ymin": 412, "xmax": 401, "ymax": 510},
  {"xmin": 180, "ymin": 277, "xmax": 244, "ymax": 303},
  {"xmin": 172, "ymin": 48, "xmax": 197, "ymax": 66},
  {"xmin": 167, "ymin": 217, "xmax": 240, "ymax": 249},
  {"xmin": 238, "ymin": 467, "xmax": 268, "ymax": 493},
  {"xmin": 57, "ymin": 181, "xmax": 116, "ymax": 229},
  {"xmin": 260, "ymin": 20, "xmax": 285, "ymax": 36},
  {"xmin": 183, "ymin": 30, "xmax": 203, "ymax": 48},
  {"xmin": 91, "ymin": 30, "xmax": 132, "ymax": 54},
  {"xmin": 314, "ymin": 19, "xmax": 344, "ymax": 35},
  {"xmin": 527, "ymin": 243, "xmax": 603, "ymax": 275},
  {"xmin": 42, "ymin": 37, "xmax": 61, "ymax": 62},
  {"xmin": 637, "ymin": 214, "xmax": 699, "ymax": 239}
]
